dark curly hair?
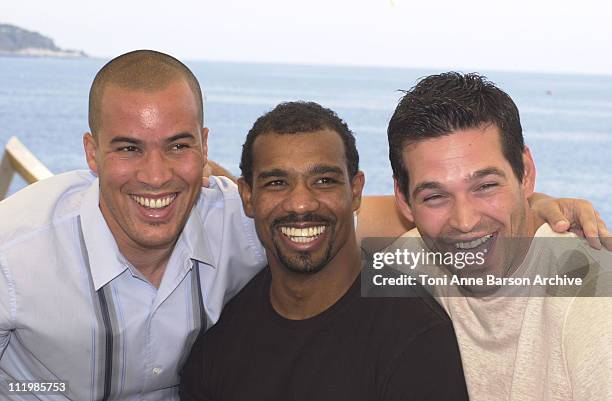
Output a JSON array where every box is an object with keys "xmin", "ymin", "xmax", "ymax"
[{"xmin": 240, "ymin": 101, "xmax": 359, "ymax": 185}]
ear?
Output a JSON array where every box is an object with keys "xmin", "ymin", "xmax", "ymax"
[
  {"xmin": 350, "ymin": 171, "xmax": 365, "ymax": 212},
  {"xmin": 521, "ymin": 146, "xmax": 536, "ymax": 198},
  {"xmin": 83, "ymin": 133, "xmax": 99, "ymax": 174},
  {"xmin": 394, "ymin": 177, "xmax": 415, "ymax": 223},
  {"xmin": 200, "ymin": 127, "xmax": 209, "ymax": 158},
  {"xmin": 237, "ymin": 177, "xmax": 255, "ymax": 218}
]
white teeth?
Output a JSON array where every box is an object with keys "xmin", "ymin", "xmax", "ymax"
[
  {"xmin": 280, "ymin": 226, "xmax": 326, "ymax": 243},
  {"xmin": 131, "ymin": 194, "xmax": 176, "ymax": 209},
  {"xmin": 455, "ymin": 234, "xmax": 493, "ymax": 250}
]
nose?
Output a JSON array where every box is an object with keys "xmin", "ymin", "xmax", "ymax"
[
  {"xmin": 135, "ymin": 150, "xmax": 173, "ymax": 188},
  {"xmin": 282, "ymin": 182, "xmax": 320, "ymax": 214},
  {"xmin": 448, "ymin": 195, "xmax": 481, "ymax": 233}
]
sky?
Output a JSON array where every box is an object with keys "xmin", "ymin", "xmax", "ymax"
[{"xmin": 1, "ymin": 0, "xmax": 611, "ymax": 75}]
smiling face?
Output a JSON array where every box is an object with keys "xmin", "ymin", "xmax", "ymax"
[
  {"xmin": 238, "ymin": 129, "xmax": 364, "ymax": 275},
  {"xmin": 395, "ymin": 124, "xmax": 537, "ymax": 288},
  {"xmin": 83, "ymin": 80, "xmax": 207, "ymax": 255}
]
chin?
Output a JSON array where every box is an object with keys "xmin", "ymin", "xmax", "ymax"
[
  {"xmin": 132, "ymin": 231, "xmax": 179, "ymax": 249},
  {"xmin": 279, "ymin": 254, "xmax": 324, "ymax": 274}
]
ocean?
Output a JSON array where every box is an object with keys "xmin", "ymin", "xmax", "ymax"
[{"xmin": 1, "ymin": 57, "xmax": 611, "ymax": 224}]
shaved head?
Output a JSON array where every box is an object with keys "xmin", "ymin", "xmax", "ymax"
[{"xmin": 88, "ymin": 49, "xmax": 204, "ymax": 138}]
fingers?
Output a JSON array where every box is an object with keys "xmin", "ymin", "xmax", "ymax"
[
  {"xmin": 573, "ymin": 202, "xmax": 602, "ymax": 250},
  {"xmin": 543, "ymin": 199, "xmax": 611, "ymax": 251},
  {"xmin": 596, "ymin": 212, "xmax": 612, "ymax": 251},
  {"xmin": 540, "ymin": 200, "xmax": 571, "ymax": 233},
  {"xmin": 202, "ymin": 162, "xmax": 213, "ymax": 188},
  {"xmin": 552, "ymin": 219, "xmax": 571, "ymax": 233}
]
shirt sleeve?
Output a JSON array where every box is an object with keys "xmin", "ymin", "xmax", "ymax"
[
  {"xmin": 381, "ymin": 321, "xmax": 469, "ymax": 401},
  {"xmin": 563, "ymin": 272, "xmax": 612, "ymax": 401},
  {"xmin": 0, "ymin": 255, "xmax": 16, "ymax": 357}
]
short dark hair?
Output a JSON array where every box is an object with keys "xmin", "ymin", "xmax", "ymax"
[
  {"xmin": 240, "ymin": 101, "xmax": 359, "ymax": 185},
  {"xmin": 387, "ymin": 72, "xmax": 525, "ymax": 197},
  {"xmin": 89, "ymin": 49, "xmax": 203, "ymax": 138}
]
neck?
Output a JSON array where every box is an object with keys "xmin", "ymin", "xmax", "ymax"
[
  {"xmin": 119, "ymin": 244, "xmax": 174, "ymax": 288},
  {"xmin": 268, "ymin": 236, "xmax": 362, "ymax": 320},
  {"xmin": 99, "ymin": 201, "xmax": 174, "ymax": 289}
]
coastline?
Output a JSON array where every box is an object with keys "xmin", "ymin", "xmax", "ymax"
[{"xmin": 0, "ymin": 48, "xmax": 87, "ymax": 58}]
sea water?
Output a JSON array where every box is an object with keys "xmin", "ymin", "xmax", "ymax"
[{"xmin": 1, "ymin": 57, "xmax": 611, "ymax": 223}]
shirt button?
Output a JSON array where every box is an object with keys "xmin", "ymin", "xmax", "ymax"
[{"xmin": 152, "ymin": 367, "xmax": 161, "ymax": 375}]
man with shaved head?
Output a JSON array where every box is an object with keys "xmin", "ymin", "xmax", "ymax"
[
  {"xmin": 0, "ymin": 50, "xmax": 266, "ymax": 400},
  {"xmin": 88, "ymin": 49, "xmax": 205, "ymax": 137}
]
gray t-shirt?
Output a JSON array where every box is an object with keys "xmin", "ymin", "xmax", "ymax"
[{"xmin": 391, "ymin": 224, "xmax": 612, "ymax": 401}]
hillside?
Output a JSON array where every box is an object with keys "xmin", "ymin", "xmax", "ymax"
[{"xmin": 0, "ymin": 23, "xmax": 86, "ymax": 57}]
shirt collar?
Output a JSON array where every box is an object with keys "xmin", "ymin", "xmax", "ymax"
[
  {"xmin": 180, "ymin": 197, "xmax": 216, "ymax": 268},
  {"xmin": 79, "ymin": 181, "xmax": 216, "ymax": 291},
  {"xmin": 79, "ymin": 180, "xmax": 128, "ymax": 291}
]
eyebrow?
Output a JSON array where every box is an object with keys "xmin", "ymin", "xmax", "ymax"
[
  {"xmin": 412, "ymin": 182, "xmax": 444, "ymax": 199},
  {"xmin": 110, "ymin": 136, "xmax": 142, "ymax": 145},
  {"xmin": 468, "ymin": 167, "xmax": 507, "ymax": 181},
  {"xmin": 411, "ymin": 167, "xmax": 507, "ymax": 198},
  {"xmin": 257, "ymin": 169, "xmax": 288, "ymax": 180},
  {"xmin": 255, "ymin": 165, "xmax": 344, "ymax": 181},
  {"xmin": 109, "ymin": 132, "xmax": 196, "ymax": 145},
  {"xmin": 167, "ymin": 132, "xmax": 196, "ymax": 143},
  {"xmin": 309, "ymin": 165, "xmax": 344, "ymax": 176}
]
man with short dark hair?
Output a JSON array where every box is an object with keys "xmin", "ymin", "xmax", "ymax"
[
  {"xmin": 180, "ymin": 101, "xmax": 470, "ymax": 401},
  {"xmin": 388, "ymin": 72, "xmax": 612, "ymax": 401}
]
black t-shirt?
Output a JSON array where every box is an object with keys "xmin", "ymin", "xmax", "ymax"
[{"xmin": 180, "ymin": 268, "xmax": 468, "ymax": 401}]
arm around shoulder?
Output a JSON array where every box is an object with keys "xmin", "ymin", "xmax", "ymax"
[{"xmin": 356, "ymin": 196, "xmax": 414, "ymax": 243}]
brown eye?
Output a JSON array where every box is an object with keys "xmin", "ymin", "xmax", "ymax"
[
  {"xmin": 171, "ymin": 143, "xmax": 189, "ymax": 151},
  {"xmin": 421, "ymin": 194, "xmax": 448, "ymax": 206},
  {"xmin": 476, "ymin": 183, "xmax": 498, "ymax": 192},
  {"xmin": 118, "ymin": 145, "xmax": 139, "ymax": 152},
  {"xmin": 316, "ymin": 177, "xmax": 334, "ymax": 184},
  {"xmin": 423, "ymin": 194, "xmax": 442, "ymax": 202},
  {"xmin": 264, "ymin": 180, "xmax": 286, "ymax": 187}
]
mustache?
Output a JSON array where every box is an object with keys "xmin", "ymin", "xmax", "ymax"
[{"xmin": 272, "ymin": 213, "xmax": 334, "ymax": 227}]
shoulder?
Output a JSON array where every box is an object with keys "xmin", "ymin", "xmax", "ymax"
[
  {"xmin": 358, "ymin": 285, "xmax": 467, "ymax": 398},
  {"xmin": 561, "ymin": 294, "xmax": 612, "ymax": 397},
  {"xmin": 198, "ymin": 175, "xmax": 241, "ymax": 205},
  {"xmin": 194, "ymin": 175, "xmax": 253, "ymax": 244},
  {"xmin": 193, "ymin": 175, "xmax": 265, "ymax": 263},
  {"xmin": 0, "ymin": 170, "xmax": 95, "ymax": 248},
  {"xmin": 201, "ymin": 268, "xmax": 268, "ymax": 349},
  {"xmin": 213, "ymin": 269, "xmax": 268, "ymax": 326},
  {"xmin": 563, "ymin": 271, "xmax": 612, "ymax": 335},
  {"xmin": 192, "ymin": 176, "xmax": 243, "ymax": 221},
  {"xmin": 358, "ymin": 277, "xmax": 453, "ymax": 344},
  {"xmin": 533, "ymin": 224, "xmax": 612, "ymax": 296},
  {"xmin": 371, "ymin": 293, "xmax": 451, "ymax": 330}
]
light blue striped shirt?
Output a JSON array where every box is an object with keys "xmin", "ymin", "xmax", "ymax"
[{"xmin": 0, "ymin": 170, "xmax": 266, "ymax": 400}]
